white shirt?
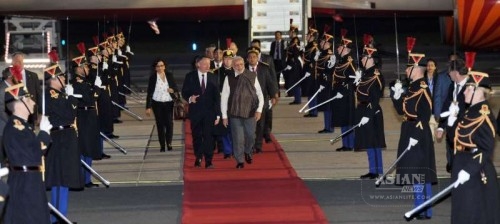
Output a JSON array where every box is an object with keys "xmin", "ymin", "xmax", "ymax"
[
  {"xmin": 453, "ymin": 77, "xmax": 467, "ymax": 101},
  {"xmin": 221, "ymin": 70, "xmax": 264, "ymax": 119},
  {"xmin": 152, "ymin": 73, "xmax": 173, "ymax": 102}
]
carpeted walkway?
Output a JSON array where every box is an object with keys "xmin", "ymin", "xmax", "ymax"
[{"xmin": 182, "ymin": 121, "xmax": 328, "ymax": 224}]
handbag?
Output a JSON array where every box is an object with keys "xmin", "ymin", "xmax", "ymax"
[{"xmin": 173, "ymin": 92, "xmax": 188, "ymax": 120}]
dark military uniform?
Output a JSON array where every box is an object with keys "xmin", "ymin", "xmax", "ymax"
[
  {"xmin": 4, "ymin": 116, "xmax": 51, "ymax": 224},
  {"xmin": 391, "ymin": 77, "xmax": 437, "ymax": 218},
  {"xmin": 451, "ymin": 71, "xmax": 500, "ymax": 224},
  {"xmin": 282, "ymin": 42, "xmax": 303, "ymax": 104},
  {"xmin": 332, "ymin": 51, "xmax": 356, "ymax": 149},
  {"xmin": 315, "ymin": 47, "xmax": 335, "ymax": 133},
  {"xmin": 355, "ymin": 66, "xmax": 386, "ymax": 177},
  {"xmin": 302, "ymin": 40, "xmax": 319, "ymax": 116},
  {"xmin": 96, "ymin": 57, "xmax": 115, "ymax": 135}
]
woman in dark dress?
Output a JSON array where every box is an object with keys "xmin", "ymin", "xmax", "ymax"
[{"xmin": 451, "ymin": 71, "xmax": 500, "ymax": 224}]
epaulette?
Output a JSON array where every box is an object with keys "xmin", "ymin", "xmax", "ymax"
[
  {"xmin": 480, "ymin": 104, "xmax": 496, "ymax": 137},
  {"xmin": 13, "ymin": 119, "xmax": 25, "ymax": 131},
  {"xmin": 50, "ymin": 90, "xmax": 59, "ymax": 99},
  {"xmin": 420, "ymin": 81, "xmax": 428, "ymax": 88},
  {"xmin": 259, "ymin": 61, "xmax": 269, "ymax": 66},
  {"xmin": 91, "ymin": 64, "xmax": 97, "ymax": 69}
]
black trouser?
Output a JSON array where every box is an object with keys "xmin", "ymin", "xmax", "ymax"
[
  {"xmin": 190, "ymin": 115, "xmax": 214, "ymax": 163},
  {"xmin": 254, "ymin": 106, "xmax": 267, "ymax": 150},
  {"xmin": 263, "ymin": 107, "xmax": 272, "ymax": 139},
  {"xmin": 152, "ymin": 100, "xmax": 174, "ymax": 149}
]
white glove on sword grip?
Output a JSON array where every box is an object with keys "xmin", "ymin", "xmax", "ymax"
[
  {"xmin": 359, "ymin": 117, "xmax": 370, "ymax": 127},
  {"xmin": 39, "ymin": 115, "xmax": 53, "ymax": 133},
  {"xmin": 391, "ymin": 82, "xmax": 404, "ymax": 100},
  {"xmin": 454, "ymin": 170, "xmax": 470, "ymax": 188},
  {"xmin": 126, "ymin": 45, "xmax": 134, "ymax": 55},
  {"xmin": 94, "ymin": 76, "xmax": 103, "ymax": 87}
]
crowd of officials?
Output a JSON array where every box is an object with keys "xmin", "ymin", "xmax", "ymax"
[{"xmin": 0, "ymin": 19, "xmax": 499, "ymax": 223}]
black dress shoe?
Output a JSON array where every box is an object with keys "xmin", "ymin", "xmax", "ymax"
[
  {"xmin": 101, "ymin": 153, "xmax": 111, "ymax": 159},
  {"xmin": 415, "ymin": 214, "xmax": 431, "ymax": 220},
  {"xmin": 223, "ymin": 154, "xmax": 231, "ymax": 159},
  {"xmin": 106, "ymin": 134, "xmax": 119, "ymax": 139},
  {"xmin": 113, "ymin": 119, "xmax": 123, "ymax": 124},
  {"xmin": 360, "ymin": 173, "xmax": 379, "ymax": 179},
  {"xmin": 244, "ymin": 153, "xmax": 253, "ymax": 164},
  {"xmin": 160, "ymin": 147, "xmax": 165, "ymax": 152},
  {"xmin": 446, "ymin": 163, "xmax": 452, "ymax": 173},
  {"xmin": 85, "ymin": 182, "xmax": 99, "ymax": 188},
  {"xmin": 264, "ymin": 137, "xmax": 272, "ymax": 143},
  {"xmin": 335, "ymin": 147, "xmax": 353, "ymax": 152},
  {"xmin": 303, "ymin": 114, "xmax": 318, "ymax": 117},
  {"xmin": 318, "ymin": 129, "xmax": 333, "ymax": 133},
  {"xmin": 254, "ymin": 148, "xmax": 262, "ymax": 154},
  {"xmin": 236, "ymin": 163, "xmax": 244, "ymax": 169},
  {"xmin": 167, "ymin": 146, "xmax": 173, "ymax": 151},
  {"xmin": 205, "ymin": 162, "xmax": 214, "ymax": 169},
  {"xmin": 289, "ymin": 101, "xmax": 301, "ymax": 105},
  {"xmin": 194, "ymin": 159, "xmax": 202, "ymax": 168}
]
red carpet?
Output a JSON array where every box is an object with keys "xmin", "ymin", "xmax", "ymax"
[{"xmin": 182, "ymin": 121, "xmax": 328, "ymax": 224}]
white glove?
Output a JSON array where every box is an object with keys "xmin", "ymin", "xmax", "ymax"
[
  {"xmin": 350, "ymin": 70, "xmax": 362, "ymax": 86},
  {"xmin": 314, "ymin": 51, "xmax": 320, "ymax": 61},
  {"xmin": 299, "ymin": 44, "xmax": 305, "ymax": 52},
  {"xmin": 65, "ymin": 84, "xmax": 82, "ymax": 98},
  {"xmin": 359, "ymin": 117, "xmax": 370, "ymax": 127},
  {"xmin": 447, "ymin": 103, "xmax": 460, "ymax": 127},
  {"xmin": 327, "ymin": 55, "xmax": 336, "ymax": 69},
  {"xmin": 126, "ymin": 45, "xmax": 134, "ymax": 55},
  {"xmin": 454, "ymin": 170, "xmax": 470, "ymax": 188},
  {"xmin": 117, "ymin": 49, "xmax": 123, "ymax": 56},
  {"xmin": 285, "ymin": 65, "xmax": 292, "ymax": 71},
  {"xmin": 305, "ymin": 72, "xmax": 311, "ymax": 78},
  {"xmin": 94, "ymin": 75, "xmax": 103, "ymax": 87},
  {"xmin": 39, "ymin": 115, "xmax": 53, "ymax": 133},
  {"xmin": 112, "ymin": 55, "xmax": 123, "ymax": 64},
  {"xmin": 102, "ymin": 61, "xmax": 109, "ymax": 70},
  {"xmin": 391, "ymin": 81, "xmax": 404, "ymax": 100}
]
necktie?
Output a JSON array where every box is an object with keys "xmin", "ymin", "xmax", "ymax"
[
  {"xmin": 454, "ymin": 83, "xmax": 460, "ymax": 101},
  {"xmin": 201, "ymin": 74, "xmax": 206, "ymax": 94},
  {"xmin": 277, "ymin": 41, "xmax": 281, "ymax": 60}
]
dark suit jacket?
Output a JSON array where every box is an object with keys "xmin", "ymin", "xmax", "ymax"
[
  {"xmin": 247, "ymin": 63, "xmax": 277, "ymax": 107},
  {"xmin": 439, "ymin": 81, "xmax": 466, "ymax": 136},
  {"xmin": 270, "ymin": 40, "xmax": 286, "ymax": 67},
  {"xmin": 146, "ymin": 71, "xmax": 179, "ymax": 109},
  {"xmin": 181, "ymin": 70, "xmax": 220, "ymax": 125},
  {"xmin": 24, "ymin": 69, "xmax": 41, "ymax": 123}
]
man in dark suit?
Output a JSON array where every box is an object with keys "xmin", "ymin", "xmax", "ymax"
[
  {"xmin": 246, "ymin": 47, "xmax": 278, "ymax": 153},
  {"xmin": 182, "ymin": 56, "xmax": 221, "ymax": 169},
  {"xmin": 11, "ymin": 52, "xmax": 41, "ymax": 125},
  {"xmin": 270, "ymin": 31, "xmax": 286, "ymax": 87}
]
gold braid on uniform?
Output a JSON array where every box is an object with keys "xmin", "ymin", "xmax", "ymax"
[
  {"xmin": 356, "ymin": 69, "xmax": 382, "ymax": 97},
  {"xmin": 454, "ymin": 104, "xmax": 496, "ymax": 155},
  {"xmin": 334, "ymin": 56, "xmax": 355, "ymax": 80},
  {"xmin": 403, "ymin": 81, "xmax": 432, "ymax": 119}
]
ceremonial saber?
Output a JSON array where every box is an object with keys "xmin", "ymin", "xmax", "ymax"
[
  {"xmin": 122, "ymin": 85, "xmax": 143, "ymax": 99},
  {"xmin": 80, "ymin": 159, "xmax": 110, "ymax": 187},
  {"xmin": 112, "ymin": 101, "xmax": 143, "ymax": 121},
  {"xmin": 394, "ymin": 13, "xmax": 401, "ymax": 81},
  {"xmin": 329, "ymin": 110, "xmax": 380, "ymax": 144},
  {"xmin": 299, "ymin": 85, "xmax": 325, "ymax": 113},
  {"xmin": 304, "ymin": 92, "xmax": 343, "ymax": 113},
  {"xmin": 100, "ymin": 132, "xmax": 127, "ymax": 154},
  {"xmin": 404, "ymin": 179, "xmax": 461, "ymax": 219},
  {"xmin": 143, "ymin": 124, "xmax": 156, "ymax": 160},
  {"xmin": 375, "ymin": 138, "xmax": 419, "ymax": 186},
  {"xmin": 119, "ymin": 92, "xmax": 143, "ymax": 103},
  {"xmin": 285, "ymin": 72, "xmax": 311, "ymax": 93},
  {"xmin": 48, "ymin": 203, "xmax": 73, "ymax": 224}
]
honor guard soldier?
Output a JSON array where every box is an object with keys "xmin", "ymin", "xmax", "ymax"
[
  {"xmin": 97, "ymin": 40, "xmax": 118, "ymax": 141},
  {"xmin": 355, "ymin": 46, "xmax": 386, "ymax": 179},
  {"xmin": 3, "ymin": 83, "xmax": 52, "ymax": 224},
  {"xmin": 283, "ymin": 37, "xmax": 303, "ymax": 105},
  {"xmin": 105, "ymin": 35, "xmax": 124, "ymax": 123},
  {"xmin": 390, "ymin": 54, "xmax": 437, "ymax": 220},
  {"xmin": 117, "ymin": 31, "xmax": 134, "ymax": 95},
  {"xmin": 212, "ymin": 49, "xmax": 235, "ymax": 158},
  {"xmin": 315, "ymin": 26, "xmax": 336, "ymax": 134},
  {"xmin": 332, "ymin": 31, "xmax": 356, "ymax": 151},
  {"xmin": 246, "ymin": 47, "xmax": 278, "ymax": 154},
  {"xmin": 72, "ymin": 57, "xmax": 102, "ymax": 187},
  {"xmin": 302, "ymin": 27, "xmax": 320, "ymax": 117},
  {"xmin": 44, "ymin": 64, "xmax": 85, "ymax": 223},
  {"xmin": 451, "ymin": 58, "xmax": 500, "ymax": 224}
]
